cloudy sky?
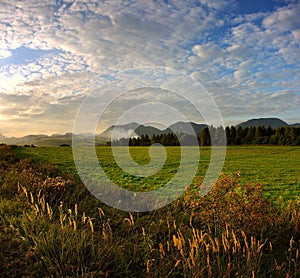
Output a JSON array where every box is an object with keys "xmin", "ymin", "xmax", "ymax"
[{"xmin": 0, "ymin": 0, "xmax": 299, "ymax": 136}]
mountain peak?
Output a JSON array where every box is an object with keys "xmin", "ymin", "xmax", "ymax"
[{"xmin": 236, "ymin": 118, "xmax": 289, "ymax": 128}]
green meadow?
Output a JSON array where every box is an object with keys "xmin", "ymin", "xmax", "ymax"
[{"xmin": 17, "ymin": 145, "xmax": 300, "ymax": 201}]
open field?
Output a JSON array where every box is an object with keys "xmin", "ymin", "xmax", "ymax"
[
  {"xmin": 1, "ymin": 145, "xmax": 300, "ymax": 277},
  {"xmin": 16, "ymin": 145, "xmax": 300, "ymax": 201}
]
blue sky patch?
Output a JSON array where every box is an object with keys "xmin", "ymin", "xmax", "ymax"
[{"xmin": 0, "ymin": 46, "xmax": 60, "ymax": 67}]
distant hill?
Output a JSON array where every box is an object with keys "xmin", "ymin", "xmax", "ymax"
[
  {"xmin": 99, "ymin": 121, "xmax": 207, "ymax": 140},
  {"xmin": 0, "ymin": 134, "xmax": 6, "ymax": 141},
  {"xmin": 100, "ymin": 122, "xmax": 166, "ymax": 139},
  {"xmin": 0, "ymin": 133, "xmax": 72, "ymax": 146},
  {"xmin": 100, "ymin": 123, "xmax": 140, "ymax": 140},
  {"xmin": 1, "ymin": 118, "xmax": 299, "ymax": 146},
  {"xmin": 135, "ymin": 125, "xmax": 167, "ymax": 137},
  {"xmin": 168, "ymin": 121, "xmax": 207, "ymax": 135},
  {"xmin": 236, "ymin": 118, "xmax": 289, "ymax": 128}
]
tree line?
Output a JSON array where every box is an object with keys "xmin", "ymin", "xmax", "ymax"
[
  {"xmin": 225, "ymin": 125, "xmax": 300, "ymax": 146},
  {"xmin": 109, "ymin": 125, "xmax": 300, "ymax": 146}
]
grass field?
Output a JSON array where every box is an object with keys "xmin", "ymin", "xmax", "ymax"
[
  {"xmin": 16, "ymin": 145, "xmax": 300, "ymax": 201},
  {"xmin": 1, "ymin": 145, "xmax": 300, "ymax": 277}
]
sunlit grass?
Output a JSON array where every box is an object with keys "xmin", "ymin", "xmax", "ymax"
[{"xmin": 16, "ymin": 145, "xmax": 300, "ymax": 200}]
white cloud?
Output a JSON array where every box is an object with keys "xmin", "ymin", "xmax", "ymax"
[
  {"xmin": 279, "ymin": 45, "xmax": 300, "ymax": 64},
  {"xmin": 0, "ymin": 48, "xmax": 11, "ymax": 59},
  {"xmin": 0, "ymin": 0, "xmax": 299, "ymax": 135},
  {"xmin": 192, "ymin": 44, "xmax": 223, "ymax": 60},
  {"xmin": 291, "ymin": 28, "xmax": 300, "ymax": 41},
  {"xmin": 262, "ymin": 3, "xmax": 300, "ymax": 33},
  {"xmin": 199, "ymin": 0, "xmax": 231, "ymax": 10}
]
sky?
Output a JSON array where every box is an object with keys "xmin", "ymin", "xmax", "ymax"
[{"xmin": 0, "ymin": 0, "xmax": 299, "ymax": 137}]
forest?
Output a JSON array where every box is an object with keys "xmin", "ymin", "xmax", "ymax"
[{"xmin": 110, "ymin": 125, "xmax": 300, "ymax": 146}]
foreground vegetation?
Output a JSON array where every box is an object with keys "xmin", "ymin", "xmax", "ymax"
[{"xmin": 0, "ymin": 145, "xmax": 299, "ymax": 277}]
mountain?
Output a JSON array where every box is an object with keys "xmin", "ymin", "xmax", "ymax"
[
  {"xmin": 0, "ymin": 134, "xmax": 6, "ymax": 141},
  {"xmin": 236, "ymin": 118, "xmax": 289, "ymax": 128},
  {"xmin": 99, "ymin": 121, "xmax": 207, "ymax": 140},
  {"xmin": 100, "ymin": 123, "xmax": 140, "ymax": 140},
  {"xmin": 168, "ymin": 121, "xmax": 207, "ymax": 135},
  {"xmin": 100, "ymin": 123, "xmax": 169, "ymax": 140},
  {"xmin": 0, "ymin": 133, "xmax": 71, "ymax": 146},
  {"xmin": 135, "ymin": 125, "xmax": 169, "ymax": 137}
]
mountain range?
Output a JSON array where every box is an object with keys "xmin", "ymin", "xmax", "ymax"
[
  {"xmin": 0, "ymin": 118, "xmax": 299, "ymax": 146},
  {"xmin": 100, "ymin": 121, "xmax": 207, "ymax": 140}
]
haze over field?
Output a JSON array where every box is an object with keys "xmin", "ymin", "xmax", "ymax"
[{"xmin": 0, "ymin": 0, "xmax": 299, "ymax": 137}]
